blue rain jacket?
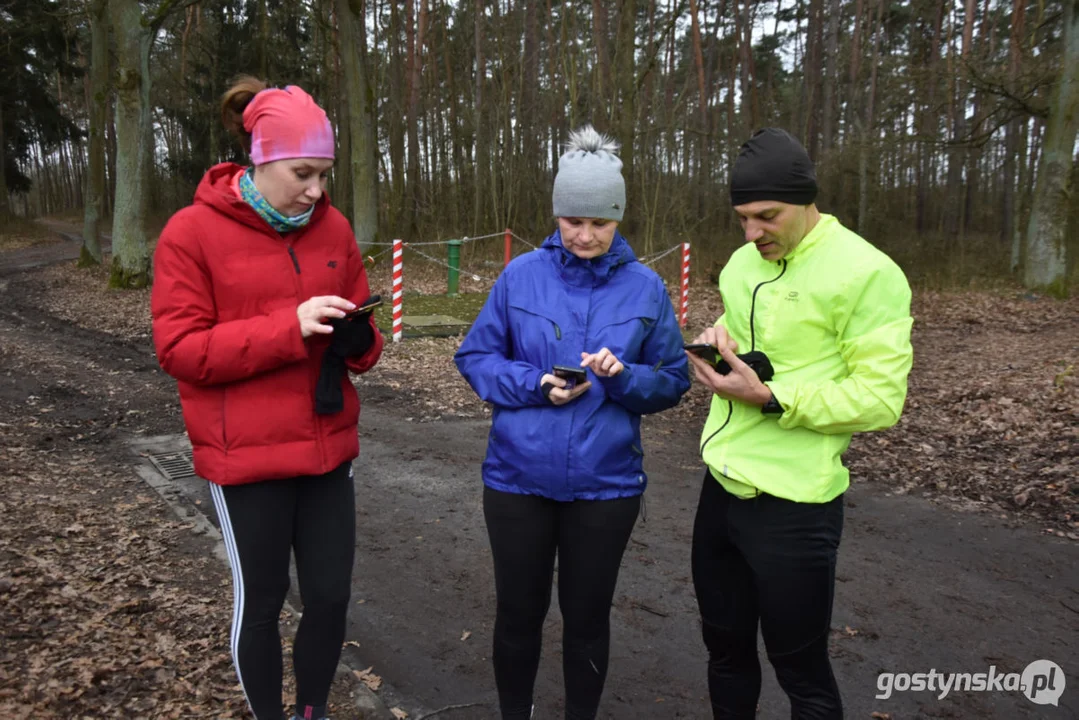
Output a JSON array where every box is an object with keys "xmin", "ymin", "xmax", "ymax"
[{"xmin": 454, "ymin": 231, "xmax": 691, "ymax": 501}]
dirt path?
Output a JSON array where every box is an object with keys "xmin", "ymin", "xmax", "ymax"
[
  {"xmin": 1, "ymin": 237, "xmax": 1076, "ymax": 718},
  {"xmin": 227, "ymin": 403, "xmax": 1079, "ymax": 719},
  {"xmin": 0, "ymin": 258, "xmax": 372, "ymax": 716}
]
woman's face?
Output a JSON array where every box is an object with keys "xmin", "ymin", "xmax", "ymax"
[
  {"xmin": 557, "ymin": 217, "xmax": 618, "ymax": 259},
  {"xmin": 253, "ymin": 158, "xmax": 334, "ymax": 217}
]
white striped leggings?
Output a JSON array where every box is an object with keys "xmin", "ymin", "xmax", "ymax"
[{"xmin": 210, "ymin": 462, "xmax": 355, "ymax": 720}]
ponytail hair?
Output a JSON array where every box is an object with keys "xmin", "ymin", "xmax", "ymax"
[{"xmin": 220, "ymin": 75, "xmax": 267, "ymax": 153}]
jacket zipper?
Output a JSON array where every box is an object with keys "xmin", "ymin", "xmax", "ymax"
[
  {"xmin": 221, "ymin": 387, "xmax": 228, "ymax": 452},
  {"xmin": 285, "ymin": 232, "xmax": 328, "ymax": 469},
  {"xmin": 702, "ymin": 259, "xmax": 787, "ymax": 457},
  {"xmin": 749, "ymin": 259, "xmax": 787, "ymax": 351},
  {"xmin": 565, "ymin": 287, "xmax": 594, "ymax": 497}
]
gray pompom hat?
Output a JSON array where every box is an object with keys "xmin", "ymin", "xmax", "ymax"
[{"xmin": 552, "ymin": 125, "xmax": 626, "ymax": 222}]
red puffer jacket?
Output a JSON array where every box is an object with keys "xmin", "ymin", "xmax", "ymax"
[{"xmin": 151, "ymin": 163, "xmax": 383, "ymax": 486}]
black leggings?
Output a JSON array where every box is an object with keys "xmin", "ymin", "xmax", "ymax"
[
  {"xmin": 691, "ymin": 471, "xmax": 844, "ymax": 720},
  {"xmin": 210, "ymin": 462, "xmax": 356, "ymax": 720},
  {"xmin": 483, "ymin": 486, "xmax": 641, "ymax": 720}
]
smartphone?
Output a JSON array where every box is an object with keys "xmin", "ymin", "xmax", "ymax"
[
  {"xmin": 684, "ymin": 343, "xmax": 720, "ymax": 366},
  {"xmin": 345, "ymin": 295, "xmax": 382, "ymax": 319},
  {"xmin": 552, "ymin": 364, "xmax": 588, "ymax": 389}
]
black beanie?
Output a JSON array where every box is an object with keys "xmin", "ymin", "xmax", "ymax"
[{"xmin": 729, "ymin": 128, "xmax": 818, "ymax": 207}]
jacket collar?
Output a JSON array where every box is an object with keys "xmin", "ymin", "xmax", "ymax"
[
  {"xmin": 540, "ymin": 230, "xmax": 636, "ymax": 286},
  {"xmin": 784, "ymin": 213, "xmax": 836, "ymax": 262}
]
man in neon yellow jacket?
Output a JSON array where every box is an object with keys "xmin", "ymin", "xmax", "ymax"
[{"xmin": 686, "ymin": 128, "xmax": 913, "ymax": 719}]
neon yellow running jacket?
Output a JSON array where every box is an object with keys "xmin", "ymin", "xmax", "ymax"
[{"xmin": 701, "ymin": 214, "xmax": 914, "ymax": 503}]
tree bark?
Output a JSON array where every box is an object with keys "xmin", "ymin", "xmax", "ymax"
[
  {"xmin": 1005, "ymin": 0, "xmax": 1025, "ymax": 263},
  {"xmin": 81, "ymin": 0, "xmax": 108, "ymax": 266},
  {"xmin": 1023, "ymin": 0, "xmax": 1078, "ymax": 297},
  {"xmin": 593, "ymin": 0, "xmax": 612, "ymax": 112},
  {"xmin": 472, "ymin": 0, "xmax": 487, "ymax": 231},
  {"xmin": 521, "ymin": 0, "xmax": 540, "ymax": 223},
  {"xmin": 406, "ymin": 0, "xmax": 425, "ymax": 232},
  {"xmin": 803, "ymin": 0, "xmax": 823, "ymax": 160},
  {"xmin": 858, "ymin": 0, "xmax": 884, "ymax": 233},
  {"xmin": 388, "ymin": 0, "xmax": 406, "ymax": 230},
  {"xmin": 107, "ymin": 0, "xmax": 152, "ymax": 289},
  {"xmin": 689, "ymin": 0, "xmax": 707, "ymax": 215},
  {"xmin": 337, "ymin": 0, "xmax": 380, "ymax": 252},
  {"xmin": 821, "ymin": 0, "xmax": 839, "ymax": 153},
  {"xmin": 946, "ymin": 0, "xmax": 976, "ymax": 239},
  {"xmin": 613, "ymin": 0, "xmax": 637, "ymax": 230},
  {"xmin": 0, "ymin": 101, "xmax": 9, "ymax": 217}
]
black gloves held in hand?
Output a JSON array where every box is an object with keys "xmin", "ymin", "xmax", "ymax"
[
  {"xmin": 327, "ymin": 314, "xmax": 376, "ymax": 358},
  {"xmin": 714, "ymin": 350, "xmax": 775, "ymax": 382},
  {"xmin": 314, "ymin": 306, "xmax": 377, "ymax": 415}
]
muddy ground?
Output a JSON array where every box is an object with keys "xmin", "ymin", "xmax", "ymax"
[{"xmin": 1, "ymin": 231, "xmax": 1077, "ymax": 719}]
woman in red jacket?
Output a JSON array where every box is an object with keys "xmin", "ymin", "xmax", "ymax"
[{"xmin": 151, "ymin": 76, "xmax": 382, "ymax": 720}]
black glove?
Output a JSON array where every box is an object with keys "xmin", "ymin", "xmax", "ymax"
[
  {"xmin": 314, "ymin": 311, "xmax": 377, "ymax": 415},
  {"xmin": 714, "ymin": 350, "xmax": 775, "ymax": 383}
]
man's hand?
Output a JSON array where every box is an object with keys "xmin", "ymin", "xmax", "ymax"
[
  {"xmin": 579, "ymin": 348, "xmax": 624, "ymax": 377},
  {"xmin": 687, "ymin": 343, "xmax": 772, "ymax": 406},
  {"xmin": 540, "ymin": 373, "xmax": 592, "ymax": 406},
  {"xmin": 691, "ymin": 325, "xmax": 738, "ymax": 354}
]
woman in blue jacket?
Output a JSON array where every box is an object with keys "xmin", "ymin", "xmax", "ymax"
[{"xmin": 454, "ymin": 126, "xmax": 690, "ymax": 720}]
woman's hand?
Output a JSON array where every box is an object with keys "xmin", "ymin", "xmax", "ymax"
[
  {"xmin": 579, "ymin": 348, "xmax": 624, "ymax": 377},
  {"xmin": 297, "ymin": 295, "xmax": 356, "ymax": 338},
  {"xmin": 540, "ymin": 373, "xmax": 592, "ymax": 406}
]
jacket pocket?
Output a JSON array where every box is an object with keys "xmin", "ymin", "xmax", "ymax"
[
  {"xmin": 593, "ymin": 306, "xmax": 660, "ymax": 364},
  {"xmin": 508, "ymin": 301, "xmax": 565, "ymax": 367},
  {"xmin": 509, "ymin": 301, "xmax": 563, "ymax": 339}
]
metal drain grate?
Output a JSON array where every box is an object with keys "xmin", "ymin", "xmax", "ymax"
[{"xmin": 147, "ymin": 450, "xmax": 196, "ymax": 480}]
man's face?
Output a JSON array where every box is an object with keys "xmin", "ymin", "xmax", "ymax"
[{"xmin": 733, "ymin": 201, "xmax": 811, "ymax": 261}]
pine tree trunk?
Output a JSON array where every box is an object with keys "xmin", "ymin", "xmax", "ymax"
[
  {"xmin": 1023, "ymin": 0, "xmax": 1078, "ymax": 297},
  {"xmin": 820, "ymin": 0, "xmax": 839, "ymax": 154},
  {"xmin": 858, "ymin": 0, "xmax": 883, "ymax": 233},
  {"xmin": 337, "ymin": 0, "xmax": 380, "ymax": 252},
  {"xmin": 689, "ymin": 0, "xmax": 707, "ymax": 217},
  {"xmin": 521, "ymin": 0, "xmax": 540, "ymax": 223},
  {"xmin": 472, "ymin": 0, "xmax": 487, "ymax": 232},
  {"xmin": 0, "ymin": 101, "xmax": 10, "ymax": 217},
  {"xmin": 81, "ymin": 0, "xmax": 108, "ymax": 266},
  {"xmin": 388, "ymin": 0, "xmax": 406, "ymax": 232},
  {"xmin": 405, "ymin": 0, "xmax": 425, "ymax": 232},
  {"xmin": 592, "ymin": 0, "xmax": 611, "ymax": 112},
  {"xmin": 613, "ymin": 0, "xmax": 636, "ymax": 231},
  {"xmin": 1004, "ymin": 0, "xmax": 1025, "ymax": 257},
  {"xmin": 107, "ymin": 0, "xmax": 152, "ymax": 288}
]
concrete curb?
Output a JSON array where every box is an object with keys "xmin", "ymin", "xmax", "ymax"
[{"xmin": 129, "ymin": 436, "xmax": 397, "ymax": 720}]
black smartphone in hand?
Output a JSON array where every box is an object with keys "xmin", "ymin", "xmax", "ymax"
[
  {"xmin": 345, "ymin": 295, "xmax": 382, "ymax": 319},
  {"xmin": 684, "ymin": 343, "xmax": 720, "ymax": 366},
  {"xmin": 552, "ymin": 365, "xmax": 588, "ymax": 389}
]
